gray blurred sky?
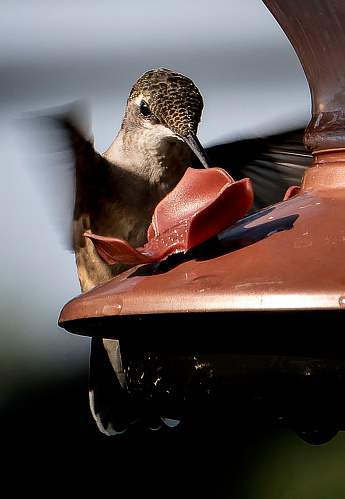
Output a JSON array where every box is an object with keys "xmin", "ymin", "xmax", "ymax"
[{"xmin": 0, "ymin": 0, "xmax": 310, "ymax": 400}]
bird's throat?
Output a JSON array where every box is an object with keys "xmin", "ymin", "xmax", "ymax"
[{"xmin": 105, "ymin": 125, "xmax": 191, "ymax": 197}]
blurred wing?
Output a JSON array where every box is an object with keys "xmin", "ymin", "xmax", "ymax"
[
  {"xmin": 48, "ymin": 103, "xmax": 107, "ymax": 251},
  {"xmin": 17, "ymin": 101, "xmax": 102, "ymax": 250},
  {"xmin": 205, "ymin": 128, "xmax": 312, "ymax": 212}
]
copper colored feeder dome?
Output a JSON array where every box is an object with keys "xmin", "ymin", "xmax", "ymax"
[
  {"xmin": 59, "ymin": 149, "xmax": 345, "ymax": 326},
  {"xmin": 57, "ymin": 0, "xmax": 345, "ymax": 442},
  {"xmin": 59, "ymin": 0, "xmax": 345, "ymax": 332}
]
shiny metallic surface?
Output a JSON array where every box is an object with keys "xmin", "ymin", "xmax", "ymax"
[
  {"xmin": 59, "ymin": 147, "xmax": 345, "ymax": 323},
  {"xmin": 60, "ymin": 0, "xmax": 345, "ymax": 326},
  {"xmin": 263, "ymin": 0, "xmax": 345, "ymax": 151},
  {"xmin": 58, "ymin": 0, "xmax": 345, "ymax": 441}
]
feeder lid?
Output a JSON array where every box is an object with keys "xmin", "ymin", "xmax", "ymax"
[{"xmin": 59, "ymin": 151, "xmax": 345, "ymax": 334}]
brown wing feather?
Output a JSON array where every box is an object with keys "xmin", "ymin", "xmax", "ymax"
[{"xmin": 205, "ymin": 128, "xmax": 312, "ymax": 212}]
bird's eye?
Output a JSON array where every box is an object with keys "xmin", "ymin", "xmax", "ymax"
[{"xmin": 139, "ymin": 101, "xmax": 151, "ymax": 117}]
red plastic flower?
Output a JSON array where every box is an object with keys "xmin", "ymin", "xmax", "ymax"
[{"xmin": 86, "ymin": 167, "xmax": 253, "ymax": 265}]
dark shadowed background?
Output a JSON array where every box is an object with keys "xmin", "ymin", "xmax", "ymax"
[{"xmin": 2, "ymin": 0, "xmax": 345, "ymax": 497}]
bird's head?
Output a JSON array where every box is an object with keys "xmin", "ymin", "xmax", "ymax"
[{"xmin": 122, "ymin": 68, "xmax": 213, "ymax": 169}]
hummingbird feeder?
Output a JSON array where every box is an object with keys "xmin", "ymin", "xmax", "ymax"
[{"xmin": 59, "ymin": 0, "xmax": 345, "ymax": 443}]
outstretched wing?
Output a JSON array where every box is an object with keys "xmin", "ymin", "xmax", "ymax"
[
  {"xmin": 18, "ymin": 101, "xmax": 102, "ymax": 251},
  {"xmin": 205, "ymin": 128, "xmax": 312, "ymax": 212},
  {"xmin": 43, "ymin": 103, "xmax": 105, "ymax": 252},
  {"xmin": 27, "ymin": 103, "xmax": 128, "ymax": 289}
]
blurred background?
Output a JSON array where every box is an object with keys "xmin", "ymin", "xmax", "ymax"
[{"xmin": 2, "ymin": 0, "xmax": 345, "ymax": 497}]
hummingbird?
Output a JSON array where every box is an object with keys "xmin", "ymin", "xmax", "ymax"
[
  {"xmin": 68, "ymin": 68, "xmax": 213, "ymax": 292},
  {"xmin": 55, "ymin": 68, "xmax": 214, "ymax": 434},
  {"xmin": 35, "ymin": 69, "xmax": 311, "ymax": 434}
]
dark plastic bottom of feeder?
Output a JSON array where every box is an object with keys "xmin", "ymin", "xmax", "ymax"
[{"xmin": 81, "ymin": 310, "xmax": 345, "ymax": 444}]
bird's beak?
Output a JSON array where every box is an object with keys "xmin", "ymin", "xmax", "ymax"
[{"xmin": 182, "ymin": 133, "xmax": 213, "ymax": 169}]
